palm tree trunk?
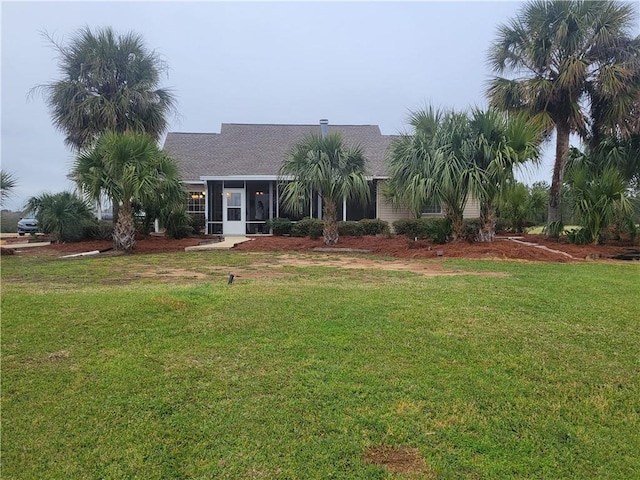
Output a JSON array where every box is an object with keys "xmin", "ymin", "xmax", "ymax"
[
  {"xmin": 113, "ymin": 202, "xmax": 136, "ymax": 251},
  {"xmin": 322, "ymin": 198, "xmax": 339, "ymax": 245},
  {"xmin": 478, "ymin": 202, "xmax": 496, "ymax": 242},
  {"xmin": 548, "ymin": 121, "xmax": 570, "ymax": 226},
  {"xmin": 445, "ymin": 206, "xmax": 464, "ymax": 242}
]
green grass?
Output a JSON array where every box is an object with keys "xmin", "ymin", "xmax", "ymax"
[{"xmin": 2, "ymin": 252, "xmax": 639, "ymax": 479}]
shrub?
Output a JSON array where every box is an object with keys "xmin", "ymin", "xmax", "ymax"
[
  {"xmin": 544, "ymin": 221, "xmax": 564, "ymax": 239},
  {"xmin": 338, "ymin": 221, "xmax": 364, "ymax": 237},
  {"xmin": 190, "ymin": 213, "xmax": 206, "ymax": 235},
  {"xmin": 393, "ymin": 218, "xmax": 451, "ymax": 243},
  {"xmin": 494, "ymin": 217, "xmax": 511, "ymax": 233},
  {"xmin": 25, "ymin": 191, "xmax": 94, "ymax": 243},
  {"xmin": 81, "ymin": 218, "xmax": 114, "ymax": 240},
  {"xmin": 266, "ymin": 217, "xmax": 293, "ymax": 236},
  {"xmin": 291, "ymin": 217, "xmax": 323, "ymax": 239},
  {"xmin": 462, "ymin": 218, "xmax": 482, "ymax": 242},
  {"xmin": 566, "ymin": 227, "xmax": 592, "ymax": 245},
  {"xmin": 165, "ymin": 210, "xmax": 193, "ymax": 239},
  {"xmin": 392, "ymin": 218, "xmax": 431, "ymax": 239},
  {"xmin": 358, "ymin": 218, "xmax": 389, "ymax": 236},
  {"xmin": 427, "ymin": 218, "xmax": 452, "ymax": 244}
]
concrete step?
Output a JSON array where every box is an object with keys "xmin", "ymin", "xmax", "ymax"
[{"xmin": 185, "ymin": 236, "xmax": 253, "ymax": 251}]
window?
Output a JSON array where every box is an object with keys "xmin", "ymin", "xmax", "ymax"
[
  {"xmin": 187, "ymin": 191, "xmax": 206, "ymax": 214},
  {"xmin": 345, "ymin": 181, "xmax": 377, "ymax": 221},
  {"xmin": 277, "ymin": 183, "xmax": 311, "ymax": 221},
  {"xmin": 422, "ymin": 203, "xmax": 442, "ymax": 215},
  {"xmin": 186, "ymin": 191, "xmax": 206, "ymax": 233}
]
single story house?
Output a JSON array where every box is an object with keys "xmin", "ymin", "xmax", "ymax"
[{"xmin": 162, "ymin": 120, "xmax": 479, "ymax": 235}]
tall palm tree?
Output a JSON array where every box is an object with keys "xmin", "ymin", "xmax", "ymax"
[
  {"xmin": 279, "ymin": 132, "xmax": 370, "ymax": 245},
  {"xmin": 1, "ymin": 170, "xmax": 17, "ymax": 206},
  {"xmin": 25, "ymin": 191, "xmax": 94, "ymax": 243},
  {"xmin": 73, "ymin": 131, "xmax": 186, "ymax": 251},
  {"xmin": 487, "ymin": 0, "xmax": 640, "ymax": 226},
  {"xmin": 32, "ymin": 26, "xmax": 176, "ymax": 151}
]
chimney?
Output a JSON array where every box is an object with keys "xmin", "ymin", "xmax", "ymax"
[{"xmin": 320, "ymin": 119, "xmax": 329, "ymax": 138}]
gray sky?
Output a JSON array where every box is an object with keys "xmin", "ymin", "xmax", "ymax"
[{"xmin": 2, "ymin": 1, "xmax": 565, "ymax": 211}]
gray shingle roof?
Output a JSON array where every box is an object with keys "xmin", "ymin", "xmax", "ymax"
[{"xmin": 162, "ymin": 123, "xmax": 396, "ymax": 181}]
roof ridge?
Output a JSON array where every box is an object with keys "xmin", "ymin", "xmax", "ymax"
[
  {"xmin": 166, "ymin": 132, "xmax": 220, "ymax": 135},
  {"xmin": 222, "ymin": 123, "xmax": 379, "ymax": 127}
]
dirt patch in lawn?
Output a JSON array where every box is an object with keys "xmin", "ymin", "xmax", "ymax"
[
  {"xmin": 134, "ymin": 265, "xmax": 291, "ymax": 281},
  {"xmin": 364, "ymin": 446, "xmax": 434, "ymax": 477},
  {"xmin": 255, "ymin": 254, "xmax": 509, "ymax": 277}
]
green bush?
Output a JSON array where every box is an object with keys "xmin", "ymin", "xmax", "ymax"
[
  {"xmin": 566, "ymin": 227, "xmax": 592, "ymax": 245},
  {"xmin": 358, "ymin": 218, "xmax": 389, "ymax": 236},
  {"xmin": 190, "ymin": 213, "xmax": 206, "ymax": 235},
  {"xmin": 165, "ymin": 210, "xmax": 193, "ymax": 239},
  {"xmin": 291, "ymin": 217, "xmax": 324, "ymax": 239},
  {"xmin": 26, "ymin": 191, "xmax": 94, "ymax": 243},
  {"xmin": 393, "ymin": 218, "xmax": 431, "ymax": 239},
  {"xmin": 393, "ymin": 218, "xmax": 451, "ymax": 243},
  {"xmin": 338, "ymin": 221, "xmax": 364, "ymax": 237},
  {"xmin": 461, "ymin": 218, "xmax": 482, "ymax": 242},
  {"xmin": 266, "ymin": 217, "xmax": 293, "ymax": 236},
  {"xmin": 81, "ymin": 219, "xmax": 114, "ymax": 240},
  {"xmin": 544, "ymin": 221, "xmax": 564, "ymax": 239},
  {"xmin": 427, "ymin": 218, "xmax": 452, "ymax": 244},
  {"xmin": 495, "ymin": 217, "xmax": 512, "ymax": 233}
]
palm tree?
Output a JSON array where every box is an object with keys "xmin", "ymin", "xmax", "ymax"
[
  {"xmin": 466, "ymin": 109, "xmax": 542, "ymax": 241},
  {"xmin": 386, "ymin": 107, "xmax": 472, "ymax": 241},
  {"xmin": 487, "ymin": 0, "xmax": 640, "ymax": 226},
  {"xmin": 1, "ymin": 170, "xmax": 17, "ymax": 205},
  {"xmin": 25, "ymin": 191, "xmax": 93, "ymax": 243},
  {"xmin": 385, "ymin": 107, "xmax": 446, "ymax": 218},
  {"xmin": 583, "ymin": 135, "xmax": 640, "ymax": 191},
  {"xmin": 279, "ymin": 132, "xmax": 370, "ymax": 245},
  {"xmin": 73, "ymin": 131, "xmax": 186, "ymax": 251},
  {"xmin": 498, "ymin": 182, "xmax": 548, "ymax": 232},
  {"xmin": 32, "ymin": 26, "xmax": 176, "ymax": 151},
  {"xmin": 386, "ymin": 107, "xmax": 541, "ymax": 241},
  {"xmin": 565, "ymin": 164, "xmax": 633, "ymax": 244}
]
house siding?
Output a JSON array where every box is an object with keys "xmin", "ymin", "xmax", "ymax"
[
  {"xmin": 375, "ymin": 180, "xmax": 415, "ymax": 231},
  {"xmin": 375, "ymin": 180, "xmax": 483, "ymax": 231},
  {"xmin": 463, "ymin": 196, "xmax": 481, "ymax": 218}
]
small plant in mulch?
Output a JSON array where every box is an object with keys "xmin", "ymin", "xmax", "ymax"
[{"xmin": 407, "ymin": 238, "xmax": 432, "ymax": 249}]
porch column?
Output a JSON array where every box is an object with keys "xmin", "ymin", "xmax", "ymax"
[{"xmin": 268, "ymin": 181, "xmax": 274, "ymax": 220}]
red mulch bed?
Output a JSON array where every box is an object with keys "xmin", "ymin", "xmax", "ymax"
[
  {"xmin": 234, "ymin": 235, "xmax": 634, "ymax": 262},
  {"xmin": 9, "ymin": 233, "xmax": 637, "ymax": 262}
]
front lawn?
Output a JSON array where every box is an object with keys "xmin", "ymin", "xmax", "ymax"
[{"xmin": 2, "ymin": 252, "xmax": 639, "ymax": 479}]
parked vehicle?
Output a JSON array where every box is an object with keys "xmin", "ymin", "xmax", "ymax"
[{"xmin": 17, "ymin": 217, "xmax": 38, "ymax": 235}]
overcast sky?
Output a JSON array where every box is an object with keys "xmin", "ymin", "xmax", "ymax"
[{"xmin": 1, "ymin": 0, "xmax": 614, "ymax": 211}]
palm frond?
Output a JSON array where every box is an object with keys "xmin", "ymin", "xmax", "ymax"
[{"xmin": 33, "ymin": 26, "xmax": 176, "ymax": 151}]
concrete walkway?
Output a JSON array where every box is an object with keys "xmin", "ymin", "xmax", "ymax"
[
  {"xmin": 0, "ymin": 237, "xmax": 51, "ymax": 249},
  {"xmin": 506, "ymin": 237, "xmax": 577, "ymax": 259},
  {"xmin": 185, "ymin": 235, "xmax": 253, "ymax": 252}
]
